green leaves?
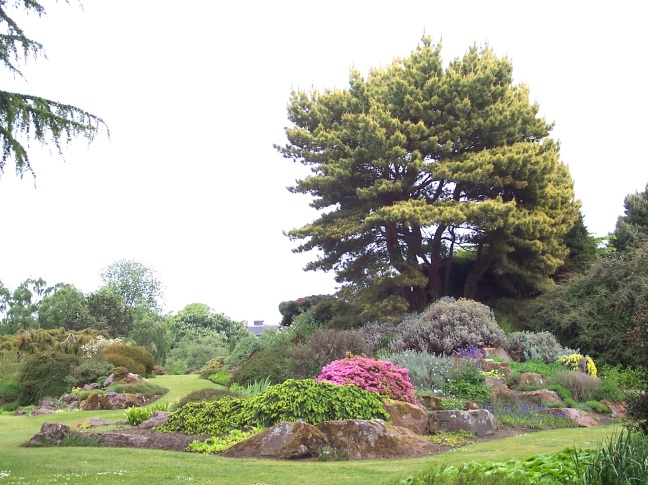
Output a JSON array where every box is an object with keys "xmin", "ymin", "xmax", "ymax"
[{"xmin": 277, "ymin": 36, "xmax": 578, "ymax": 316}]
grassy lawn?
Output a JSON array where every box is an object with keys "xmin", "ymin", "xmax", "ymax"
[{"xmin": 0, "ymin": 375, "xmax": 619, "ymax": 485}]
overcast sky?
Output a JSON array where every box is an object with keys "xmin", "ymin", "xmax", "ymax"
[{"xmin": 1, "ymin": 1, "xmax": 646, "ymax": 324}]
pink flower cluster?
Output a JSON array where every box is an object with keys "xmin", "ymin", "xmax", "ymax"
[{"xmin": 316, "ymin": 355, "xmax": 417, "ymax": 404}]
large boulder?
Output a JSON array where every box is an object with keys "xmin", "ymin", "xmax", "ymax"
[
  {"xmin": 484, "ymin": 376, "xmax": 514, "ymax": 400},
  {"xmin": 519, "ymin": 373, "xmax": 547, "ymax": 387},
  {"xmin": 222, "ymin": 421, "xmax": 329, "ymax": 459},
  {"xmin": 31, "ymin": 399, "xmax": 58, "ymax": 415},
  {"xmin": 315, "ymin": 419, "xmax": 439, "ymax": 460},
  {"xmin": 22, "ymin": 422, "xmax": 70, "ymax": 447},
  {"xmin": 480, "ymin": 359, "xmax": 512, "ymax": 377},
  {"xmin": 82, "ymin": 392, "xmax": 146, "ymax": 410},
  {"xmin": 382, "ymin": 400, "xmax": 428, "ymax": 434},
  {"xmin": 138, "ymin": 411, "xmax": 171, "ymax": 429},
  {"xmin": 482, "ymin": 347, "xmax": 512, "ymax": 361},
  {"xmin": 428, "ymin": 409, "xmax": 497, "ymax": 437},
  {"xmin": 600, "ymin": 399, "xmax": 627, "ymax": 418},
  {"xmin": 547, "ymin": 408, "xmax": 599, "ymax": 427}
]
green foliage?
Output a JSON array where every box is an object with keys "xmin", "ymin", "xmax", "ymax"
[
  {"xmin": 84, "ymin": 288, "xmax": 133, "ymax": 337},
  {"xmin": 528, "ymin": 241, "xmax": 648, "ymax": 366},
  {"xmin": 124, "ymin": 401, "xmax": 172, "ymax": 426},
  {"xmin": 230, "ymin": 377, "xmax": 273, "ymax": 398},
  {"xmin": 186, "ymin": 427, "xmax": 264, "ymax": 454},
  {"xmin": 506, "ymin": 331, "xmax": 571, "ymax": 364},
  {"xmin": 290, "ymin": 328, "xmax": 371, "ymax": 379},
  {"xmin": 590, "ymin": 378, "xmax": 624, "ymax": 402},
  {"xmin": 575, "ymin": 430, "xmax": 648, "ymax": 484},
  {"xmin": 100, "ymin": 259, "xmax": 164, "ymax": 311},
  {"xmin": 545, "ymin": 383, "xmax": 573, "ymax": 402},
  {"xmin": 555, "ymin": 210, "xmax": 600, "ymax": 278},
  {"xmin": 387, "ymin": 350, "xmax": 455, "ymax": 392},
  {"xmin": 443, "ymin": 361, "xmax": 491, "ymax": 402},
  {"xmin": 0, "ymin": 381, "xmax": 19, "ymax": 401},
  {"xmin": 175, "ymin": 387, "xmax": 239, "ymax": 409},
  {"xmin": 392, "ymin": 298, "xmax": 506, "ymax": 356},
  {"xmin": 278, "ymin": 295, "xmax": 330, "ymax": 327},
  {"xmin": 65, "ymin": 360, "xmax": 113, "ymax": 388},
  {"xmin": 230, "ymin": 345, "xmax": 294, "ymax": 387},
  {"xmin": 613, "ymin": 183, "xmax": 648, "ymax": 252},
  {"xmin": 161, "ymin": 378, "xmax": 389, "ymax": 435},
  {"xmin": 486, "ymin": 400, "xmax": 578, "ymax": 430},
  {"xmin": 198, "ymin": 356, "xmax": 226, "ymax": 378},
  {"xmin": 509, "ymin": 360, "xmax": 565, "ymax": 379},
  {"xmin": 104, "ymin": 380, "xmax": 166, "ymax": 396},
  {"xmin": 277, "ymin": 37, "xmax": 578, "ymax": 316},
  {"xmin": 241, "ymin": 379, "xmax": 389, "ymax": 427},
  {"xmin": 128, "ymin": 309, "xmax": 170, "ymax": 364},
  {"xmin": 17, "ymin": 350, "xmax": 77, "ymax": 405},
  {"xmin": 550, "ymin": 371, "xmax": 601, "ymax": 403},
  {"xmin": 598, "ymin": 364, "xmax": 644, "ymax": 390},
  {"xmin": 170, "ymin": 303, "xmax": 249, "ymax": 346},
  {"xmin": 224, "ymin": 335, "xmax": 262, "ymax": 370},
  {"xmin": 439, "ymin": 397, "xmax": 465, "ymax": 410},
  {"xmin": 37, "ymin": 284, "xmax": 90, "ymax": 331},
  {"xmin": 165, "ymin": 334, "xmax": 229, "ymax": 375},
  {"xmin": 208, "ymin": 370, "xmax": 233, "ymax": 387},
  {"xmin": 102, "ymin": 342, "xmax": 155, "ymax": 376},
  {"xmin": 0, "ymin": 278, "xmax": 51, "ymax": 334},
  {"xmin": 0, "ymin": 349, "xmax": 20, "ymax": 385}
]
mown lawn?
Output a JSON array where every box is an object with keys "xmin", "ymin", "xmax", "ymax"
[{"xmin": 0, "ymin": 375, "xmax": 619, "ymax": 485}]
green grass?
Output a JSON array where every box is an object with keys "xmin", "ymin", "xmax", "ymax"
[{"xmin": 0, "ymin": 375, "xmax": 620, "ymax": 485}]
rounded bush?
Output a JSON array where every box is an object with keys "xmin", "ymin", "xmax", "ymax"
[
  {"xmin": 102, "ymin": 343, "xmax": 155, "ymax": 376},
  {"xmin": 507, "ymin": 331, "xmax": 568, "ymax": 363},
  {"xmin": 176, "ymin": 387, "xmax": 239, "ymax": 409},
  {"xmin": 391, "ymin": 297, "xmax": 506, "ymax": 356},
  {"xmin": 558, "ymin": 353, "xmax": 597, "ymax": 377},
  {"xmin": 230, "ymin": 346, "xmax": 294, "ymax": 387},
  {"xmin": 316, "ymin": 355, "xmax": 416, "ymax": 404}
]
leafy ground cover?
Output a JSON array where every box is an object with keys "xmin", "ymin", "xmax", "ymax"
[{"xmin": 0, "ymin": 375, "xmax": 620, "ymax": 485}]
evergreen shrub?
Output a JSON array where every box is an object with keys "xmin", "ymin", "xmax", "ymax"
[
  {"xmin": 17, "ymin": 351, "xmax": 78, "ymax": 405},
  {"xmin": 390, "ymin": 297, "xmax": 506, "ymax": 356},
  {"xmin": 224, "ymin": 336, "xmax": 262, "ymax": 370},
  {"xmin": 230, "ymin": 345, "xmax": 294, "ymax": 387},
  {"xmin": 102, "ymin": 343, "xmax": 155, "ymax": 376},
  {"xmin": 317, "ymin": 355, "xmax": 416, "ymax": 403},
  {"xmin": 65, "ymin": 360, "xmax": 113, "ymax": 388},
  {"xmin": 175, "ymin": 387, "xmax": 238, "ymax": 409},
  {"xmin": 387, "ymin": 350, "xmax": 455, "ymax": 392},
  {"xmin": 506, "ymin": 331, "xmax": 571, "ymax": 363}
]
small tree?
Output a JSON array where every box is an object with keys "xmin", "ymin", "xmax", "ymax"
[{"xmin": 100, "ymin": 259, "xmax": 164, "ymax": 311}]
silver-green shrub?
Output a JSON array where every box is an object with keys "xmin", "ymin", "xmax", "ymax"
[
  {"xmin": 387, "ymin": 350, "xmax": 455, "ymax": 392},
  {"xmin": 507, "ymin": 331, "xmax": 573, "ymax": 363},
  {"xmin": 390, "ymin": 297, "xmax": 506, "ymax": 355}
]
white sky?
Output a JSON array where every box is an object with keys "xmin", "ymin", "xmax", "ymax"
[{"xmin": 1, "ymin": 1, "xmax": 646, "ymax": 324}]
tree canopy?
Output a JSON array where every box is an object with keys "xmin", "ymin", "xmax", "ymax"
[
  {"xmin": 0, "ymin": 0, "xmax": 106, "ymax": 178},
  {"xmin": 99, "ymin": 259, "xmax": 164, "ymax": 311},
  {"xmin": 613, "ymin": 183, "xmax": 648, "ymax": 252},
  {"xmin": 276, "ymin": 38, "xmax": 578, "ymax": 318}
]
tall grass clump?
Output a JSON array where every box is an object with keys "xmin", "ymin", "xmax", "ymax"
[
  {"xmin": 575, "ymin": 429, "xmax": 648, "ymax": 484},
  {"xmin": 387, "ymin": 350, "xmax": 455, "ymax": 392},
  {"xmin": 550, "ymin": 371, "xmax": 601, "ymax": 402}
]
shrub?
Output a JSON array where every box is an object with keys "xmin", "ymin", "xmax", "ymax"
[
  {"xmin": 390, "ymin": 297, "xmax": 506, "ymax": 356},
  {"xmin": 224, "ymin": 336, "xmax": 262, "ymax": 370},
  {"xmin": 175, "ymin": 387, "xmax": 239, "ymax": 409},
  {"xmin": 198, "ymin": 356, "xmax": 227, "ymax": 378},
  {"xmin": 506, "ymin": 331, "xmax": 571, "ymax": 363},
  {"xmin": 509, "ymin": 360, "xmax": 565, "ymax": 379},
  {"xmin": 124, "ymin": 401, "xmax": 172, "ymax": 426},
  {"xmin": 551, "ymin": 371, "xmax": 601, "ymax": 402},
  {"xmin": 230, "ymin": 377, "xmax": 272, "ymax": 397},
  {"xmin": 17, "ymin": 351, "xmax": 78, "ymax": 405},
  {"xmin": 161, "ymin": 396, "xmax": 248, "ymax": 435},
  {"xmin": 317, "ymin": 355, "xmax": 416, "ymax": 403},
  {"xmin": 443, "ymin": 360, "xmax": 491, "ymax": 402},
  {"xmin": 558, "ymin": 353, "xmax": 597, "ymax": 377},
  {"xmin": 241, "ymin": 379, "xmax": 389, "ymax": 427},
  {"xmin": 65, "ymin": 360, "xmax": 113, "ymax": 388},
  {"xmin": 362, "ymin": 319, "xmax": 401, "ymax": 355},
  {"xmin": 104, "ymin": 380, "xmax": 166, "ymax": 397},
  {"xmin": 290, "ymin": 329, "xmax": 371, "ymax": 379},
  {"xmin": 598, "ymin": 364, "xmax": 645, "ymax": 390},
  {"xmin": 102, "ymin": 343, "xmax": 155, "ymax": 376},
  {"xmin": 0, "ymin": 381, "xmax": 19, "ymax": 402},
  {"xmin": 208, "ymin": 370, "xmax": 233, "ymax": 387},
  {"xmin": 165, "ymin": 334, "xmax": 229, "ymax": 375},
  {"xmin": 591, "ymin": 378, "xmax": 624, "ymax": 402},
  {"xmin": 230, "ymin": 345, "xmax": 294, "ymax": 387},
  {"xmin": 387, "ymin": 350, "xmax": 455, "ymax": 392}
]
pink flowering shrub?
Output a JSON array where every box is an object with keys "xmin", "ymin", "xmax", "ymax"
[{"xmin": 316, "ymin": 355, "xmax": 417, "ymax": 404}]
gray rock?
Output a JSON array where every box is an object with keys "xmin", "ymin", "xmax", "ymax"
[
  {"xmin": 428, "ymin": 409, "xmax": 497, "ymax": 437},
  {"xmin": 22, "ymin": 422, "xmax": 70, "ymax": 447}
]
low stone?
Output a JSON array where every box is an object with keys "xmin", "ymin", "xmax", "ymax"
[
  {"xmin": 382, "ymin": 400, "xmax": 428, "ymax": 434},
  {"xmin": 22, "ymin": 422, "xmax": 70, "ymax": 447},
  {"xmin": 600, "ymin": 399, "xmax": 627, "ymax": 418},
  {"xmin": 123, "ymin": 373, "xmax": 140, "ymax": 383},
  {"xmin": 482, "ymin": 347, "xmax": 512, "ymax": 361},
  {"xmin": 60, "ymin": 393, "xmax": 80, "ymax": 404},
  {"xmin": 515, "ymin": 389, "xmax": 562, "ymax": 405},
  {"xmin": 428, "ymin": 409, "xmax": 497, "ymax": 437},
  {"xmin": 102, "ymin": 374, "xmax": 114, "ymax": 388},
  {"xmin": 222, "ymin": 421, "xmax": 329, "ymax": 459},
  {"xmin": 82, "ymin": 383, "xmax": 99, "ymax": 391},
  {"xmin": 547, "ymin": 408, "xmax": 599, "ymax": 427},
  {"xmin": 484, "ymin": 376, "xmax": 514, "ymax": 400},
  {"xmin": 316, "ymin": 419, "xmax": 439, "ymax": 460},
  {"xmin": 32, "ymin": 399, "xmax": 57, "ymax": 415},
  {"xmin": 418, "ymin": 395, "xmax": 443, "ymax": 411},
  {"xmin": 519, "ymin": 373, "xmax": 547, "ymax": 387},
  {"xmin": 138, "ymin": 411, "xmax": 171, "ymax": 429}
]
